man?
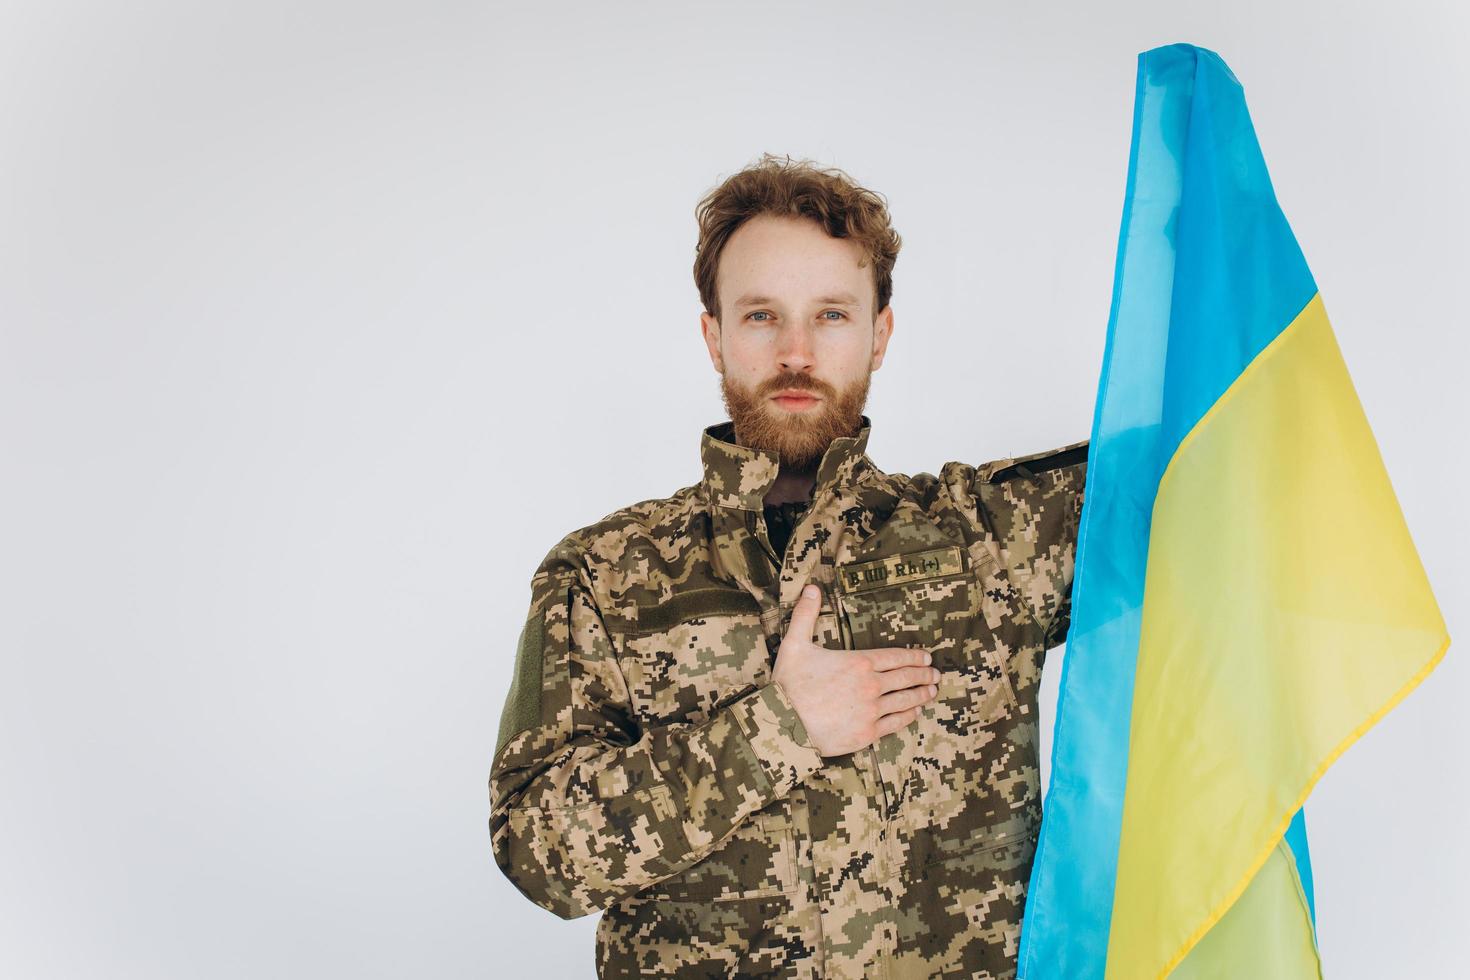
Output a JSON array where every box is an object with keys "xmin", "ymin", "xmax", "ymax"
[{"xmin": 490, "ymin": 153, "xmax": 1087, "ymax": 979}]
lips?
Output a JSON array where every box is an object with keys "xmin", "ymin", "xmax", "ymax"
[{"xmin": 771, "ymin": 392, "xmax": 821, "ymax": 411}]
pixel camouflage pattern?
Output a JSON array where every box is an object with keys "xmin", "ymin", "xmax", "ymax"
[{"xmin": 490, "ymin": 415, "xmax": 1087, "ymax": 979}]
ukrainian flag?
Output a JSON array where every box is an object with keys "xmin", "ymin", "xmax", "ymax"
[{"xmin": 1017, "ymin": 43, "xmax": 1450, "ymax": 978}]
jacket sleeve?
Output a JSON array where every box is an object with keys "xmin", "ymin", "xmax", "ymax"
[
  {"xmin": 488, "ymin": 545, "xmax": 825, "ymax": 919},
  {"xmin": 976, "ymin": 439, "xmax": 1089, "ymax": 648}
]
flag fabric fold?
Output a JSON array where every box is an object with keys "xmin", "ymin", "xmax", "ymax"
[{"xmin": 1017, "ymin": 42, "xmax": 1450, "ymax": 980}]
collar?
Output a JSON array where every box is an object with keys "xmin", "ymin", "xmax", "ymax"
[{"xmin": 698, "ymin": 414, "xmax": 874, "ymax": 511}]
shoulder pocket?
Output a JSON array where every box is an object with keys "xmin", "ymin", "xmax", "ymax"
[{"xmin": 495, "ymin": 614, "xmax": 546, "ymax": 755}]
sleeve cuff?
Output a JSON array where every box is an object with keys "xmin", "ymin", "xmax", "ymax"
[{"xmin": 729, "ymin": 682, "xmax": 824, "ymax": 796}]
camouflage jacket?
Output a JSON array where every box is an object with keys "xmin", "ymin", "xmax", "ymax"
[{"xmin": 490, "ymin": 415, "xmax": 1088, "ymax": 979}]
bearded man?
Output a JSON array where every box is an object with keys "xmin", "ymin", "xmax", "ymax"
[{"xmin": 490, "ymin": 153, "xmax": 1087, "ymax": 979}]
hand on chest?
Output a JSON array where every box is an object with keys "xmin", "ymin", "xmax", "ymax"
[{"xmin": 619, "ymin": 500, "xmax": 1029, "ymax": 737}]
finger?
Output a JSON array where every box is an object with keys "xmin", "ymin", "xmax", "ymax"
[
  {"xmin": 866, "ymin": 647, "xmax": 932, "ymax": 671},
  {"xmin": 876, "ymin": 684, "xmax": 938, "ymax": 716},
  {"xmin": 874, "ymin": 706, "xmax": 921, "ymax": 738},
  {"xmin": 790, "ymin": 584, "xmax": 825, "ymax": 642},
  {"xmin": 879, "ymin": 666, "xmax": 942, "ymax": 693}
]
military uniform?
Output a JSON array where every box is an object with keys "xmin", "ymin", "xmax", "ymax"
[{"xmin": 490, "ymin": 415, "xmax": 1087, "ymax": 979}]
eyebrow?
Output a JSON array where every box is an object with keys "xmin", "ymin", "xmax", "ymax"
[{"xmin": 733, "ymin": 293, "xmax": 862, "ymax": 308}]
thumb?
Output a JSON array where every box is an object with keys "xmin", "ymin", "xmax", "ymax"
[{"xmin": 788, "ymin": 584, "xmax": 824, "ymax": 644}]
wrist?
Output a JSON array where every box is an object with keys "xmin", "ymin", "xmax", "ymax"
[{"xmin": 730, "ymin": 682, "xmax": 824, "ymax": 793}]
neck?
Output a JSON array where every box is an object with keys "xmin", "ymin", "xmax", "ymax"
[{"xmin": 764, "ymin": 467, "xmax": 816, "ymax": 507}]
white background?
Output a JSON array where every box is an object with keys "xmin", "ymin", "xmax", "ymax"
[{"xmin": 3, "ymin": 1, "xmax": 1465, "ymax": 977}]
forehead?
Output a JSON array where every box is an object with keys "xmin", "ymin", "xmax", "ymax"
[{"xmin": 718, "ymin": 214, "xmax": 871, "ymax": 306}]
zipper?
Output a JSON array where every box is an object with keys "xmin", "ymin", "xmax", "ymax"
[
  {"xmin": 828, "ymin": 584, "xmax": 854, "ymax": 652},
  {"xmin": 750, "ymin": 510, "xmax": 783, "ymax": 572},
  {"xmin": 825, "ymin": 582, "xmax": 891, "ymax": 819},
  {"xmin": 761, "ymin": 505, "xmax": 888, "ymax": 819}
]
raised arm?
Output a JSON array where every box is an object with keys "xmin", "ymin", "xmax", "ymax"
[{"xmin": 977, "ymin": 439, "xmax": 1089, "ymax": 648}]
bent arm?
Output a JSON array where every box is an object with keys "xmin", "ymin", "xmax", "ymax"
[{"xmin": 489, "ymin": 558, "xmax": 822, "ymax": 919}]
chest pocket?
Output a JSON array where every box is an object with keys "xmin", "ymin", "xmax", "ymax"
[
  {"xmin": 834, "ymin": 544, "xmax": 1019, "ymax": 825},
  {"xmin": 835, "ymin": 545, "xmax": 969, "ymax": 643},
  {"xmin": 621, "ymin": 588, "xmax": 772, "ymax": 729}
]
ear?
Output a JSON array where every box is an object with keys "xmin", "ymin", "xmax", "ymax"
[
  {"xmin": 700, "ymin": 310, "xmax": 724, "ymax": 374},
  {"xmin": 870, "ymin": 304, "xmax": 894, "ymax": 371}
]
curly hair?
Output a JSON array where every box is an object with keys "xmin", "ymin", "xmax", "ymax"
[{"xmin": 693, "ymin": 153, "xmax": 902, "ymax": 320}]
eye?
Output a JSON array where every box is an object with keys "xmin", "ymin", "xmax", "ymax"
[
  {"xmin": 822, "ymin": 310, "xmax": 847, "ymax": 320},
  {"xmin": 746, "ymin": 311, "xmax": 773, "ymax": 322}
]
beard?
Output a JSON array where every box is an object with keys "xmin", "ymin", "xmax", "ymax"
[{"xmin": 719, "ymin": 368, "xmax": 871, "ymax": 471}]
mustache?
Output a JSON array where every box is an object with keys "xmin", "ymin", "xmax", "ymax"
[{"xmin": 758, "ymin": 375, "xmax": 832, "ymax": 397}]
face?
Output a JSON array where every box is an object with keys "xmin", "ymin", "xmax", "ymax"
[{"xmin": 700, "ymin": 214, "xmax": 894, "ymax": 470}]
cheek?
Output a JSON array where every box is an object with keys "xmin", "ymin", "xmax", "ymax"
[
  {"xmin": 721, "ymin": 334, "xmax": 773, "ymax": 375},
  {"xmin": 816, "ymin": 330, "xmax": 874, "ymax": 372}
]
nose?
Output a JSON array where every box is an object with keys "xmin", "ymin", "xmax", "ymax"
[{"xmin": 775, "ymin": 322, "xmax": 816, "ymax": 372}]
